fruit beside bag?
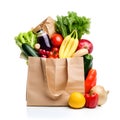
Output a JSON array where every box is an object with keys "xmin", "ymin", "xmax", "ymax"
[{"xmin": 15, "ymin": 11, "xmax": 109, "ymax": 108}]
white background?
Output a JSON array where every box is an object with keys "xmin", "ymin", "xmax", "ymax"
[{"xmin": 0, "ymin": 0, "xmax": 120, "ymax": 120}]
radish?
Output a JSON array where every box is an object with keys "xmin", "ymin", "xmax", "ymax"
[{"xmin": 77, "ymin": 39, "xmax": 93, "ymax": 53}]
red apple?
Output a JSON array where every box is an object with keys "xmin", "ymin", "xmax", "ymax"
[{"xmin": 77, "ymin": 39, "xmax": 93, "ymax": 53}]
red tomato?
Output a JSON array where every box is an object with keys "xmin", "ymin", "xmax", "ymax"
[
  {"xmin": 48, "ymin": 56, "xmax": 55, "ymax": 58},
  {"xmin": 48, "ymin": 51, "xmax": 54, "ymax": 57},
  {"xmin": 54, "ymin": 52, "xmax": 59, "ymax": 58},
  {"xmin": 48, "ymin": 47, "xmax": 59, "ymax": 58},
  {"xmin": 51, "ymin": 33, "xmax": 63, "ymax": 47},
  {"xmin": 52, "ymin": 47, "xmax": 59, "ymax": 53}
]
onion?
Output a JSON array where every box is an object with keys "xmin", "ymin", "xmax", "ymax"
[
  {"xmin": 90, "ymin": 85, "xmax": 109, "ymax": 106},
  {"xmin": 34, "ymin": 43, "xmax": 40, "ymax": 50}
]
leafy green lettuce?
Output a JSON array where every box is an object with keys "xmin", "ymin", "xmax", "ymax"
[{"xmin": 15, "ymin": 30, "xmax": 37, "ymax": 48}]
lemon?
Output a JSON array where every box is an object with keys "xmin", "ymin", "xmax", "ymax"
[{"xmin": 68, "ymin": 92, "xmax": 86, "ymax": 109}]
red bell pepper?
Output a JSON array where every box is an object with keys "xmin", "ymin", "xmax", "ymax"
[
  {"xmin": 84, "ymin": 92, "xmax": 98, "ymax": 108},
  {"xmin": 85, "ymin": 69, "xmax": 97, "ymax": 93}
]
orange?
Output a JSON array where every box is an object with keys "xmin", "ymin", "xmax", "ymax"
[{"xmin": 68, "ymin": 92, "xmax": 86, "ymax": 109}]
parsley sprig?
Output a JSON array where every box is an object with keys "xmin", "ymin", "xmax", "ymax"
[{"xmin": 55, "ymin": 11, "xmax": 91, "ymax": 39}]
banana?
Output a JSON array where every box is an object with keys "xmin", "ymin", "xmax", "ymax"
[
  {"xmin": 59, "ymin": 35, "xmax": 71, "ymax": 58},
  {"xmin": 59, "ymin": 30, "xmax": 79, "ymax": 58},
  {"xmin": 62, "ymin": 37, "xmax": 74, "ymax": 58},
  {"xmin": 67, "ymin": 37, "xmax": 78, "ymax": 57}
]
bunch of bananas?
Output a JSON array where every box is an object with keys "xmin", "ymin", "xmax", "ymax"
[{"xmin": 59, "ymin": 30, "xmax": 78, "ymax": 58}]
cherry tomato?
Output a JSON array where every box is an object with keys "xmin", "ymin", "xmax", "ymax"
[
  {"xmin": 51, "ymin": 33, "xmax": 63, "ymax": 47},
  {"xmin": 52, "ymin": 47, "xmax": 59, "ymax": 53},
  {"xmin": 48, "ymin": 56, "xmax": 55, "ymax": 58},
  {"xmin": 54, "ymin": 52, "xmax": 59, "ymax": 58},
  {"xmin": 48, "ymin": 47, "xmax": 59, "ymax": 58},
  {"xmin": 48, "ymin": 51, "xmax": 54, "ymax": 57}
]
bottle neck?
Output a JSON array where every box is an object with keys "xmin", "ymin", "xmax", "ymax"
[{"xmin": 37, "ymin": 29, "xmax": 46, "ymax": 37}]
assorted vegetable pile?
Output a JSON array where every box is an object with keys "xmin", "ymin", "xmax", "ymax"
[{"xmin": 15, "ymin": 11, "xmax": 109, "ymax": 109}]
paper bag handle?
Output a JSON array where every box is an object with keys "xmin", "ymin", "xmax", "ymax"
[{"xmin": 41, "ymin": 58, "xmax": 65, "ymax": 100}]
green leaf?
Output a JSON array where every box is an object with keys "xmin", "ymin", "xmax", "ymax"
[{"xmin": 55, "ymin": 11, "xmax": 91, "ymax": 39}]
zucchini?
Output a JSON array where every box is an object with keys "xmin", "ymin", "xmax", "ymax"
[
  {"xmin": 22, "ymin": 43, "xmax": 39, "ymax": 57},
  {"xmin": 84, "ymin": 54, "xmax": 93, "ymax": 78}
]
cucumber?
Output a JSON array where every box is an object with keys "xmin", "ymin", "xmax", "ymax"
[
  {"xmin": 84, "ymin": 54, "xmax": 93, "ymax": 78},
  {"xmin": 22, "ymin": 43, "xmax": 39, "ymax": 57}
]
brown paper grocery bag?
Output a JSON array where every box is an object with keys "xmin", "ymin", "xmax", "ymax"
[
  {"xmin": 32, "ymin": 16, "xmax": 56, "ymax": 38},
  {"xmin": 26, "ymin": 57, "xmax": 85, "ymax": 106},
  {"xmin": 65, "ymin": 57, "xmax": 85, "ymax": 94}
]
